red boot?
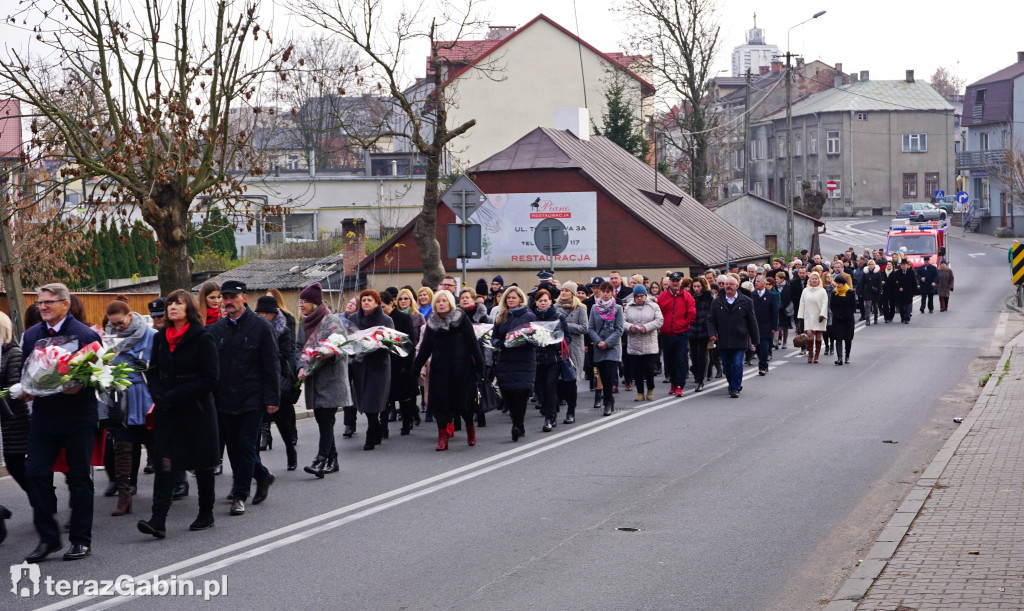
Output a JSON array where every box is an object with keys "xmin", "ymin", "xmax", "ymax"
[
  {"xmin": 466, "ymin": 423, "xmax": 476, "ymax": 446},
  {"xmin": 436, "ymin": 429, "xmax": 449, "ymax": 451},
  {"xmin": 446, "ymin": 422, "xmax": 455, "ymax": 438}
]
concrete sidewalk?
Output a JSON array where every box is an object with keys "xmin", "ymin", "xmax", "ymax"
[{"xmin": 827, "ymin": 329, "xmax": 1024, "ymax": 610}]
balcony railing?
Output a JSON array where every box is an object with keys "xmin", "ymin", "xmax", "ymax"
[{"xmin": 957, "ymin": 149, "xmax": 1006, "ymax": 170}]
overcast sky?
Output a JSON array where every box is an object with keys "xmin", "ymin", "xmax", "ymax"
[{"xmin": 484, "ymin": 0, "xmax": 1022, "ymax": 88}]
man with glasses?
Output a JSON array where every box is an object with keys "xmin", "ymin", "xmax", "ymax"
[
  {"xmin": 21, "ymin": 283, "xmax": 102, "ymax": 562},
  {"xmin": 437, "ymin": 276, "xmax": 459, "ymax": 294}
]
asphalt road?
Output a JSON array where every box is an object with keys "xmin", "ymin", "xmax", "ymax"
[{"xmin": 0, "ymin": 217, "xmax": 1009, "ymax": 610}]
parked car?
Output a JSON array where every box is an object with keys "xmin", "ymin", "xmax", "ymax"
[
  {"xmin": 931, "ymin": 194, "xmax": 956, "ymax": 214},
  {"xmin": 896, "ymin": 202, "xmax": 946, "ymax": 222}
]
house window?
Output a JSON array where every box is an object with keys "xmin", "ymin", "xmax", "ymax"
[
  {"xmin": 1002, "ymin": 130, "xmax": 1009, "ymax": 148},
  {"xmin": 925, "ymin": 172, "xmax": 940, "ymax": 197},
  {"xmin": 765, "ymin": 235, "xmax": 778, "ymax": 253},
  {"xmin": 777, "ymin": 135, "xmax": 786, "ymax": 158},
  {"xmin": 857, "ymin": 112, "xmax": 868, "ymax": 121},
  {"xmin": 808, "ymin": 131, "xmax": 817, "ymax": 155},
  {"xmin": 811, "ymin": 175, "xmax": 820, "ymax": 190},
  {"xmin": 827, "ymin": 175, "xmax": 842, "ymax": 198},
  {"xmin": 794, "ymin": 134, "xmax": 802, "ymax": 157},
  {"xmin": 902, "ymin": 134, "xmax": 928, "ymax": 152},
  {"xmin": 980, "ymin": 132, "xmax": 989, "ymax": 151},
  {"xmin": 826, "ymin": 130, "xmax": 841, "ymax": 155},
  {"xmin": 903, "ymin": 173, "xmax": 918, "ymax": 198},
  {"xmin": 754, "ymin": 181, "xmax": 764, "ymax": 196},
  {"xmin": 976, "ymin": 89, "xmax": 986, "ymax": 104}
]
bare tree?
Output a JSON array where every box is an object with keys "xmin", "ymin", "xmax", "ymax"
[
  {"xmin": 930, "ymin": 66, "xmax": 965, "ymax": 100},
  {"xmin": 618, "ymin": 0, "xmax": 722, "ymax": 202},
  {"xmin": 292, "ymin": 0, "xmax": 486, "ymax": 288},
  {"xmin": 0, "ymin": 0, "xmax": 292, "ymax": 294},
  {"xmin": 993, "ymin": 143, "xmax": 1024, "ymax": 222}
]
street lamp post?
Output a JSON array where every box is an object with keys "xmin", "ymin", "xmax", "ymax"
[{"xmin": 786, "ymin": 10, "xmax": 826, "ymax": 254}]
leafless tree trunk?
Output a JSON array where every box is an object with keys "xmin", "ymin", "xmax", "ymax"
[
  {"xmin": 292, "ymin": 0, "xmax": 486, "ymax": 289},
  {"xmin": 618, "ymin": 0, "xmax": 722, "ymax": 202},
  {"xmin": 0, "ymin": 0, "xmax": 289, "ymax": 294}
]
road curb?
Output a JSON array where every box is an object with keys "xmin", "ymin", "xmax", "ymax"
[{"xmin": 825, "ymin": 327, "xmax": 1024, "ymax": 609}]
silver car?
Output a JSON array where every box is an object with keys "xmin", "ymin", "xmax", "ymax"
[{"xmin": 896, "ymin": 202, "xmax": 946, "ymax": 222}]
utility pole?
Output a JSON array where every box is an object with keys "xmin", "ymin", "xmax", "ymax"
[
  {"xmin": 743, "ymin": 69, "xmax": 751, "ymax": 193},
  {"xmin": 785, "ymin": 51, "xmax": 795, "ymax": 254}
]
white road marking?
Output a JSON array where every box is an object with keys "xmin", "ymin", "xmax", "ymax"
[
  {"xmin": 967, "ymin": 253, "xmax": 986, "ymax": 258},
  {"xmin": 43, "ymin": 366, "xmax": 782, "ymax": 611}
]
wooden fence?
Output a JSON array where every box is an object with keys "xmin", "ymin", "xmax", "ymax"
[{"xmin": 0, "ymin": 292, "xmax": 161, "ymax": 328}]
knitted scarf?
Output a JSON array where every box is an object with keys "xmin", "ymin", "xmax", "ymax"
[
  {"xmin": 835, "ymin": 283, "xmax": 850, "ymax": 297},
  {"xmin": 165, "ymin": 322, "xmax": 189, "ymax": 353},
  {"xmin": 302, "ymin": 304, "xmax": 329, "ymax": 348},
  {"xmin": 106, "ymin": 311, "xmax": 148, "ymax": 355},
  {"xmin": 595, "ymin": 297, "xmax": 616, "ymax": 321}
]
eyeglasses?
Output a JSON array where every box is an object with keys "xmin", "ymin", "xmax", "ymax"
[
  {"xmin": 441, "ymin": 283, "xmax": 457, "ymax": 289},
  {"xmin": 35, "ymin": 299, "xmax": 67, "ymax": 307},
  {"xmin": 109, "ymin": 319, "xmax": 128, "ymax": 329},
  {"xmin": 297, "ymin": 300, "xmax": 307, "ymax": 306}
]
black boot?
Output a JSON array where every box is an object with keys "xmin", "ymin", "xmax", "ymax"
[
  {"xmin": 258, "ymin": 419, "xmax": 272, "ymax": 451},
  {"xmin": 137, "ymin": 515, "xmax": 167, "ymax": 539},
  {"xmin": 602, "ymin": 397, "xmax": 614, "ymax": 417},
  {"xmin": 593, "ymin": 391, "xmax": 602, "ymax": 409},
  {"xmin": 304, "ymin": 456, "xmax": 326, "ymax": 479},
  {"xmin": 285, "ymin": 442, "xmax": 297, "ymax": 471},
  {"xmin": 324, "ymin": 452, "xmax": 340, "ymax": 474}
]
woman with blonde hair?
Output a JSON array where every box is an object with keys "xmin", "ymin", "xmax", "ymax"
[
  {"xmin": 416, "ymin": 287, "xmax": 435, "ymax": 319},
  {"xmin": 395, "ymin": 288, "xmax": 425, "ymax": 430},
  {"xmin": 797, "ymin": 271, "xmax": 829, "ymax": 363},
  {"xmin": 491, "ymin": 286, "xmax": 536, "ymax": 441}
]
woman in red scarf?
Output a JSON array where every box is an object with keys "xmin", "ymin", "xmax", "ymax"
[{"xmin": 198, "ymin": 282, "xmax": 223, "ymax": 326}]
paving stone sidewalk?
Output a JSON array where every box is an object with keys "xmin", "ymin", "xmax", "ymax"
[{"xmin": 827, "ymin": 331, "xmax": 1024, "ymax": 610}]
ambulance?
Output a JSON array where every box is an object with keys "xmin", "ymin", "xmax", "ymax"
[{"xmin": 884, "ymin": 220, "xmax": 948, "ymax": 268}]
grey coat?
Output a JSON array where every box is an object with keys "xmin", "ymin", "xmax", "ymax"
[
  {"xmin": 298, "ymin": 313, "xmax": 352, "ymax": 410},
  {"xmin": 623, "ymin": 300, "xmax": 664, "ymax": 355},
  {"xmin": 588, "ymin": 303, "xmax": 624, "ymax": 363},
  {"xmin": 558, "ymin": 302, "xmax": 587, "ymax": 380}
]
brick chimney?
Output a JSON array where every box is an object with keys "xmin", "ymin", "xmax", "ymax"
[
  {"xmin": 859, "ymin": 70, "xmax": 869, "ymax": 82},
  {"xmin": 906, "ymin": 69, "xmax": 915, "ymax": 83},
  {"xmin": 850, "ymin": 73, "xmax": 859, "ymax": 83},
  {"xmin": 1018, "ymin": 51, "xmax": 1024, "ymax": 63},
  {"xmin": 835, "ymin": 62, "xmax": 843, "ymax": 74},
  {"xmin": 341, "ymin": 218, "xmax": 367, "ymax": 277},
  {"xmin": 771, "ymin": 60, "xmax": 783, "ymax": 74},
  {"xmin": 759, "ymin": 65, "xmax": 770, "ymax": 75}
]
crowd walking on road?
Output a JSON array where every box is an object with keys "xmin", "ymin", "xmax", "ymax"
[{"xmin": 0, "ymin": 246, "xmax": 956, "ymax": 563}]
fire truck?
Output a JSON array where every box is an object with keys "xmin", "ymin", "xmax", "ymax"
[{"xmin": 885, "ymin": 220, "xmax": 948, "ymax": 268}]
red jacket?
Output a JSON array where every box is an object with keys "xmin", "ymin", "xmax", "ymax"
[{"xmin": 658, "ymin": 289, "xmax": 697, "ymax": 336}]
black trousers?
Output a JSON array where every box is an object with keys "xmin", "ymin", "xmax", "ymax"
[
  {"xmin": 631, "ymin": 353, "xmax": 658, "ymax": 393},
  {"xmin": 920, "ymin": 294, "xmax": 934, "ymax": 312},
  {"xmin": 622, "ymin": 353, "xmax": 636, "ymax": 385},
  {"xmin": 25, "ymin": 426, "xmax": 94, "ymax": 546},
  {"xmin": 688, "ymin": 336, "xmax": 708, "ymax": 384},
  {"xmin": 535, "ymin": 361, "xmax": 560, "ymax": 422},
  {"xmin": 343, "ymin": 406, "xmax": 357, "ymax": 429},
  {"xmin": 219, "ymin": 410, "xmax": 270, "ymax": 502},
  {"xmin": 898, "ymin": 302, "xmax": 913, "ymax": 322},
  {"xmin": 4, "ymin": 452, "xmax": 29, "ymax": 493},
  {"xmin": 557, "ymin": 380, "xmax": 577, "ymax": 417},
  {"xmin": 267, "ymin": 402, "xmax": 297, "ymax": 447},
  {"xmin": 313, "ymin": 407, "xmax": 337, "ymax": 458},
  {"xmin": 503, "ymin": 389, "xmax": 530, "ymax": 431},
  {"xmin": 596, "ymin": 360, "xmax": 619, "ymax": 402},
  {"xmin": 152, "ymin": 467, "xmax": 214, "ymax": 521}
]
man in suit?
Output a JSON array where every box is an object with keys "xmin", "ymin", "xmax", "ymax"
[
  {"xmin": 20, "ymin": 283, "xmax": 101, "ymax": 562},
  {"xmin": 894, "ymin": 259, "xmax": 919, "ymax": 323},
  {"xmin": 750, "ymin": 276, "xmax": 778, "ymax": 376},
  {"xmin": 916, "ymin": 255, "xmax": 939, "ymax": 314},
  {"xmin": 707, "ymin": 276, "xmax": 759, "ymax": 398}
]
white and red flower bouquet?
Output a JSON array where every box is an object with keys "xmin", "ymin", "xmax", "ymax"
[
  {"xmin": 1, "ymin": 338, "xmax": 134, "ymax": 399},
  {"xmin": 473, "ymin": 323, "xmax": 494, "ymax": 345},
  {"xmin": 298, "ymin": 332, "xmax": 351, "ymax": 386},
  {"xmin": 503, "ymin": 321, "xmax": 564, "ymax": 348},
  {"xmin": 341, "ymin": 326, "xmax": 411, "ymax": 360}
]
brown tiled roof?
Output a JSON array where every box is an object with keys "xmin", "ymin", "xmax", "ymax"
[
  {"xmin": 969, "ymin": 60, "xmax": 1024, "ymax": 86},
  {"xmin": 197, "ymin": 254, "xmax": 345, "ymax": 291},
  {"xmin": 470, "ymin": 128, "xmax": 768, "ymax": 266}
]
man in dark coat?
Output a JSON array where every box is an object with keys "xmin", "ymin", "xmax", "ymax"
[
  {"xmin": 790, "ymin": 266, "xmax": 807, "ymax": 353},
  {"xmin": 20, "ymin": 283, "xmax": 102, "ymax": 562},
  {"xmin": 707, "ymin": 275, "xmax": 759, "ymax": 398},
  {"xmin": 484, "ymin": 276, "xmax": 504, "ymax": 311},
  {"xmin": 916, "ymin": 255, "xmax": 939, "ymax": 314},
  {"xmin": 893, "ymin": 259, "xmax": 919, "ymax": 324},
  {"xmin": 208, "ymin": 281, "xmax": 280, "ymax": 516},
  {"xmin": 750, "ymin": 276, "xmax": 778, "ymax": 376}
]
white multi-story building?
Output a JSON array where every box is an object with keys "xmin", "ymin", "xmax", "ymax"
[{"xmin": 731, "ymin": 16, "xmax": 779, "ymax": 77}]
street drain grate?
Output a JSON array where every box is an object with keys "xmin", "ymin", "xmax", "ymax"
[{"xmin": 616, "ymin": 527, "xmax": 641, "ymax": 532}]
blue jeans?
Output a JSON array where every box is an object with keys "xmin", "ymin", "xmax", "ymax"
[
  {"xmin": 662, "ymin": 333, "xmax": 689, "ymax": 388},
  {"xmin": 26, "ymin": 426, "xmax": 95, "ymax": 546},
  {"xmin": 720, "ymin": 349, "xmax": 745, "ymax": 393},
  {"xmin": 220, "ymin": 410, "xmax": 270, "ymax": 501}
]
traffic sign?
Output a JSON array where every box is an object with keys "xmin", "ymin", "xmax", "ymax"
[
  {"xmin": 441, "ymin": 175, "xmax": 487, "ymax": 222},
  {"xmin": 446, "ymin": 224, "xmax": 481, "ymax": 259},
  {"xmin": 534, "ymin": 218, "xmax": 568, "ymax": 257},
  {"xmin": 1012, "ymin": 243, "xmax": 1024, "ymax": 286},
  {"xmin": 826, "ymin": 180, "xmax": 838, "ymax": 192},
  {"xmin": 956, "ymin": 191, "xmax": 970, "ymax": 205},
  {"xmin": 934, "ymin": 189, "xmax": 945, "ymax": 200}
]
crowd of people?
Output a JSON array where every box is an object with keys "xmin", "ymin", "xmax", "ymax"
[{"xmin": 0, "ymin": 248, "xmax": 954, "ymax": 562}]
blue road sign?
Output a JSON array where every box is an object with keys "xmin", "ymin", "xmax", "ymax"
[
  {"xmin": 934, "ymin": 190, "xmax": 945, "ymax": 200},
  {"xmin": 957, "ymin": 191, "xmax": 970, "ymax": 205}
]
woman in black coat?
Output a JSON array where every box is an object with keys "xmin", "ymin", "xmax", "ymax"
[
  {"xmin": 349, "ymin": 290, "xmax": 394, "ymax": 451},
  {"xmin": 1, "ymin": 312, "xmax": 30, "ymax": 533},
  {"xmin": 413, "ymin": 291, "xmax": 484, "ymax": 450},
  {"xmin": 829, "ymin": 276, "xmax": 858, "ymax": 365},
  {"xmin": 688, "ymin": 278, "xmax": 713, "ymax": 393},
  {"xmin": 491, "ymin": 286, "xmax": 537, "ymax": 442},
  {"xmin": 381, "ymin": 292, "xmax": 418, "ymax": 436},
  {"xmin": 530, "ymin": 289, "xmax": 568, "ymax": 433},
  {"xmin": 137, "ymin": 289, "xmax": 220, "ymax": 539},
  {"xmin": 880, "ymin": 261, "xmax": 898, "ymax": 323}
]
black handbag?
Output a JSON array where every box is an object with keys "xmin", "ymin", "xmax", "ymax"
[
  {"xmin": 559, "ymin": 340, "xmax": 577, "ymax": 382},
  {"xmin": 476, "ymin": 377, "xmax": 501, "ymax": 414},
  {"xmin": 98, "ymin": 389, "xmax": 128, "ymax": 430}
]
